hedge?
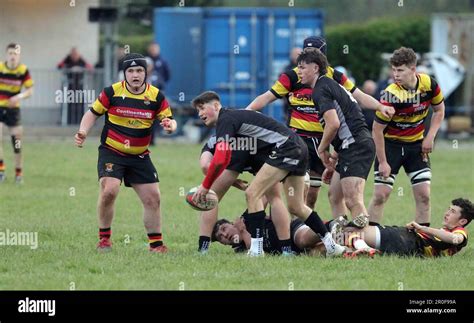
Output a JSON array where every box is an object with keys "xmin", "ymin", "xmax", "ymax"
[{"xmin": 326, "ymin": 16, "xmax": 430, "ymax": 84}]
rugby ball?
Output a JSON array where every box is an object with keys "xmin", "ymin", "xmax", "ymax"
[{"xmin": 185, "ymin": 187, "xmax": 218, "ymax": 211}]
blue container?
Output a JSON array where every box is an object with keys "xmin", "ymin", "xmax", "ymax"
[{"xmin": 154, "ymin": 7, "xmax": 324, "ymax": 123}]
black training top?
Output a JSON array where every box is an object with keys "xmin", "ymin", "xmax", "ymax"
[
  {"xmin": 312, "ymin": 75, "xmax": 369, "ymax": 151},
  {"xmin": 232, "ymin": 219, "xmax": 281, "ymax": 254},
  {"xmin": 215, "ymin": 109, "xmax": 300, "ymax": 154}
]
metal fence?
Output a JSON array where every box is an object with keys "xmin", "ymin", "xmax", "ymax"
[{"xmin": 22, "ymin": 68, "xmax": 104, "ymax": 126}]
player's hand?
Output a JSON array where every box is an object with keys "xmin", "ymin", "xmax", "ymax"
[
  {"xmin": 234, "ymin": 217, "xmax": 247, "ymax": 233},
  {"xmin": 378, "ymin": 161, "xmax": 391, "ymax": 178},
  {"xmin": 322, "ymin": 168, "xmax": 334, "ymax": 185},
  {"xmin": 318, "ymin": 150, "xmax": 333, "ymax": 171},
  {"xmin": 421, "ymin": 137, "xmax": 434, "ymax": 154},
  {"xmin": 7, "ymin": 95, "xmax": 20, "ymax": 108},
  {"xmin": 160, "ymin": 118, "xmax": 177, "ymax": 134},
  {"xmin": 232, "ymin": 179, "xmax": 249, "ymax": 191},
  {"xmin": 328, "ymin": 151, "xmax": 338, "ymax": 168},
  {"xmin": 74, "ymin": 130, "xmax": 86, "ymax": 148},
  {"xmin": 192, "ymin": 185, "xmax": 209, "ymax": 204},
  {"xmin": 378, "ymin": 105, "xmax": 395, "ymax": 119},
  {"xmin": 406, "ymin": 221, "xmax": 422, "ymax": 231}
]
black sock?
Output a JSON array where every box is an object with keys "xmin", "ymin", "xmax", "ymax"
[
  {"xmin": 419, "ymin": 222, "xmax": 430, "ymax": 227},
  {"xmin": 369, "ymin": 221, "xmax": 380, "ymax": 226},
  {"xmin": 147, "ymin": 233, "xmax": 163, "ymax": 248},
  {"xmin": 243, "ymin": 210, "xmax": 266, "ymax": 239},
  {"xmin": 198, "ymin": 236, "xmax": 211, "ymax": 252},
  {"xmin": 279, "ymin": 239, "xmax": 292, "ymax": 253},
  {"xmin": 99, "ymin": 227, "xmax": 111, "ymax": 239},
  {"xmin": 304, "ymin": 211, "xmax": 329, "ymax": 237}
]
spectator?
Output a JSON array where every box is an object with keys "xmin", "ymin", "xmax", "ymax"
[
  {"xmin": 57, "ymin": 47, "xmax": 93, "ymax": 124},
  {"xmin": 284, "ymin": 47, "xmax": 302, "ymax": 73},
  {"xmin": 146, "ymin": 42, "xmax": 170, "ymax": 91},
  {"xmin": 361, "ymin": 79, "xmax": 377, "ymax": 130}
]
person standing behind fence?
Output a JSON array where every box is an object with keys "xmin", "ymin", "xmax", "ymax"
[
  {"xmin": 0, "ymin": 43, "xmax": 34, "ymax": 184},
  {"xmin": 58, "ymin": 47, "xmax": 93, "ymax": 125},
  {"xmin": 147, "ymin": 42, "xmax": 171, "ymax": 145}
]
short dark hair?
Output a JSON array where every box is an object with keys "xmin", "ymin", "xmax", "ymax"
[
  {"xmin": 191, "ymin": 91, "xmax": 221, "ymax": 108},
  {"xmin": 211, "ymin": 218, "xmax": 231, "ymax": 242},
  {"xmin": 452, "ymin": 198, "xmax": 474, "ymax": 227},
  {"xmin": 6, "ymin": 43, "xmax": 18, "ymax": 51},
  {"xmin": 390, "ymin": 47, "xmax": 417, "ymax": 67},
  {"xmin": 296, "ymin": 48, "xmax": 328, "ymax": 75}
]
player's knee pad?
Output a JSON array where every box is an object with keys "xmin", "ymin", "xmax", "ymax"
[
  {"xmin": 408, "ymin": 168, "xmax": 432, "ymax": 186},
  {"xmin": 374, "ymin": 171, "xmax": 396, "ymax": 188},
  {"xmin": 11, "ymin": 136, "xmax": 21, "ymax": 154},
  {"xmin": 309, "ymin": 176, "xmax": 322, "ymax": 188}
]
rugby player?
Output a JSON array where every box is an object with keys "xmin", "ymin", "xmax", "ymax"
[
  {"xmin": 74, "ymin": 53, "xmax": 177, "ymax": 253},
  {"xmin": 246, "ymin": 36, "xmax": 394, "ymax": 215},
  {"xmin": 192, "ymin": 90, "xmax": 345, "ymax": 257},
  {"xmin": 368, "ymin": 47, "xmax": 445, "ymax": 227},
  {"xmin": 298, "ymin": 48, "xmax": 375, "ymax": 228},
  {"xmin": 0, "ymin": 43, "xmax": 34, "ymax": 184}
]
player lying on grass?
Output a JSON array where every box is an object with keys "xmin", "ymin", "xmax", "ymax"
[
  {"xmin": 336, "ymin": 198, "xmax": 473, "ymax": 257},
  {"xmin": 213, "ymin": 198, "xmax": 473, "ymax": 258},
  {"xmin": 211, "ymin": 213, "xmax": 327, "ymax": 256}
]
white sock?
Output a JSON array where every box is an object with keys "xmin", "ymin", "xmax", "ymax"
[
  {"xmin": 250, "ymin": 237, "xmax": 263, "ymax": 254},
  {"xmin": 322, "ymin": 233, "xmax": 336, "ymax": 253},
  {"xmin": 353, "ymin": 238, "xmax": 371, "ymax": 251}
]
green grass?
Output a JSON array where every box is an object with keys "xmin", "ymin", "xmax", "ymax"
[{"xmin": 0, "ymin": 138, "xmax": 473, "ymax": 290}]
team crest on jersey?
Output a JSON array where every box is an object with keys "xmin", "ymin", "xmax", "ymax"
[
  {"xmin": 105, "ymin": 163, "xmax": 114, "ymax": 172},
  {"xmin": 144, "ymin": 95, "xmax": 150, "ymax": 105}
]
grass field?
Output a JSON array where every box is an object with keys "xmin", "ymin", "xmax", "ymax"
[{"xmin": 0, "ymin": 137, "xmax": 473, "ymax": 290}]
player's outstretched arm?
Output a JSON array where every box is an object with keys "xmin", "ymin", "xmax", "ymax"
[
  {"xmin": 245, "ymin": 91, "xmax": 277, "ymax": 111},
  {"xmin": 353, "ymin": 88, "xmax": 394, "ymax": 119},
  {"xmin": 74, "ymin": 110, "xmax": 99, "ymax": 147}
]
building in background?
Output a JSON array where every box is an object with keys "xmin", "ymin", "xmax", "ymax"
[{"xmin": 0, "ymin": 0, "xmax": 100, "ymax": 125}]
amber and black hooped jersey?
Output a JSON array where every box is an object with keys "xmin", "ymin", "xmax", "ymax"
[
  {"xmin": 270, "ymin": 66, "xmax": 355, "ymax": 137},
  {"xmin": 375, "ymin": 73, "xmax": 444, "ymax": 143},
  {"xmin": 416, "ymin": 226, "xmax": 468, "ymax": 257},
  {"xmin": 90, "ymin": 81, "xmax": 172, "ymax": 155},
  {"xmin": 0, "ymin": 61, "xmax": 34, "ymax": 108}
]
